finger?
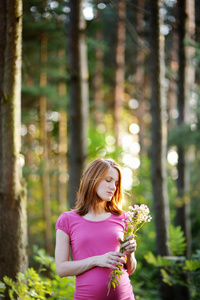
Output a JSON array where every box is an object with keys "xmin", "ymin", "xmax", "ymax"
[
  {"xmin": 125, "ymin": 234, "xmax": 134, "ymax": 241},
  {"xmin": 111, "ymin": 252, "xmax": 125, "ymax": 257},
  {"xmin": 127, "ymin": 244, "xmax": 137, "ymax": 252},
  {"xmin": 121, "ymin": 240, "xmax": 130, "ymax": 248},
  {"xmin": 107, "ymin": 258, "xmax": 124, "ymax": 269},
  {"xmin": 107, "ymin": 260, "xmax": 119, "ymax": 270},
  {"xmin": 122, "ymin": 238, "xmax": 136, "ymax": 248},
  {"xmin": 122, "ymin": 241, "xmax": 136, "ymax": 251},
  {"xmin": 110, "ymin": 254, "xmax": 126, "ymax": 264},
  {"xmin": 117, "ymin": 237, "xmax": 124, "ymax": 244}
]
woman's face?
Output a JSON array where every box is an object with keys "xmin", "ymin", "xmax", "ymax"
[{"xmin": 96, "ymin": 167, "xmax": 119, "ymax": 202}]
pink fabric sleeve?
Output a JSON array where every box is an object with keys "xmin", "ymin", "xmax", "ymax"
[{"xmin": 55, "ymin": 212, "xmax": 70, "ymax": 235}]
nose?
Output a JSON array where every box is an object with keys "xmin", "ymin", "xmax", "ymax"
[{"xmin": 110, "ymin": 181, "xmax": 116, "ymax": 190}]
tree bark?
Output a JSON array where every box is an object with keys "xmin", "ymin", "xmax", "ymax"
[
  {"xmin": 39, "ymin": 34, "xmax": 52, "ymax": 254},
  {"xmin": 149, "ymin": 1, "xmax": 173, "ymax": 298},
  {"xmin": 114, "ymin": 0, "xmax": 126, "ymax": 146},
  {"xmin": 174, "ymin": 1, "xmax": 194, "ymax": 298},
  {"xmin": 68, "ymin": 0, "xmax": 89, "ymax": 209},
  {"xmin": 93, "ymin": 9, "xmax": 104, "ymax": 125},
  {"xmin": 149, "ymin": 0, "xmax": 170, "ymax": 257},
  {"xmin": 58, "ymin": 49, "xmax": 68, "ymax": 211},
  {"xmin": 168, "ymin": 4, "xmax": 179, "ymax": 129},
  {"xmin": 0, "ymin": 0, "xmax": 6, "ymax": 188},
  {"xmin": 195, "ymin": 0, "xmax": 200, "ymax": 85},
  {"xmin": 175, "ymin": 0, "xmax": 194, "ymax": 259},
  {"xmin": 0, "ymin": 0, "xmax": 28, "ymax": 285},
  {"xmin": 136, "ymin": 0, "xmax": 145, "ymax": 156},
  {"xmin": 58, "ymin": 110, "xmax": 68, "ymax": 211}
]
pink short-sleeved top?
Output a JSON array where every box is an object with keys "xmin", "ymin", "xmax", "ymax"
[{"xmin": 56, "ymin": 210, "xmax": 135, "ymax": 300}]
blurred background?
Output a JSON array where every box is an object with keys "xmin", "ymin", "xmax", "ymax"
[{"xmin": 1, "ymin": 0, "xmax": 200, "ymax": 299}]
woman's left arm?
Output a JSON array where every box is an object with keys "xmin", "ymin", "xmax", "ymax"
[{"xmin": 121, "ymin": 234, "xmax": 137, "ymax": 275}]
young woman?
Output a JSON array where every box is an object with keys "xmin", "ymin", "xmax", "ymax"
[{"xmin": 55, "ymin": 158, "xmax": 137, "ymax": 300}]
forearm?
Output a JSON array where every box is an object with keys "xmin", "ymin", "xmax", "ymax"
[
  {"xmin": 126, "ymin": 252, "xmax": 137, "ymax": 275},
  {"xmin": 56, "ymin": 256, "xmax": 98, "ymax": 278},
  {"xmin": 56, "ymin": 251, "xmax": 125, "ymax": 278}
]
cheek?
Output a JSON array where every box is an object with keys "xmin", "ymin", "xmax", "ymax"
[
  {"xmin": 97, "ymin": 182, "xmax": 102, "ymax": 191},
  {"xmin": 96, "ymin": 181, "xmax": 106, "ymax": 194}
]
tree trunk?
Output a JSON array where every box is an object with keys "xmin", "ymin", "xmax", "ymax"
[
  {"xmin": 58, "ymin": 49, "xmax": 67, "ymax": 211},
  {"xmin": 136, "ymin": 0, "xmax": 145, "ymax": 156},
  {"xmin": 149, "ymin": 0, "xmax": 170, "ymax": 257},
  {"xmin": 175, "ymin": 0, "xmax": 194, "ymax": 259},
  {"xmin": 58, "ymin": 110, "xmax": 68, "ymax": 210},
  {"xmin": 0, "ymin": 0, "xmax": 28, "ymax": 285},
  {"xmin": 39, "ymin": 34, "xmax": 52, "ymax": 254},
  {"xmin": 68, "ymin": 0, "xmax": 89, "ymax": 209},
  {"xmin": 93, "ymin": 9, "xmax": 104, "ymax": 125},
  {"xmin": 174, "ymin": 0, "xmax": 194, "ymax": 298},
  {"xmin": 149, "ymin": 0, "xmax": 172, "ymax": 298},
  {"xmin": 168, "ymin": 4, "xmax": 179, "ymax": 129},
  {"xmin": 0, "ymin": 0, "xmax": 6, "ymax": 186},
  {"xmin": 114, "ymin": 0, "xmax": 126, "ymax": 146},
  {"xmin": 195, "ymin": 0, "xmax": 200, "ymax": 85}
]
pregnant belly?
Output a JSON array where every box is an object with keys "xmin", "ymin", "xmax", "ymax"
[{"xmin": 74, "ymin": 267, "xmax": 135, "ymax": 300}]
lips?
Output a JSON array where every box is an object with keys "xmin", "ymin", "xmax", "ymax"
[{"xmin": 107, "ymin": 192, "xmax": 113, "ymax": 196}]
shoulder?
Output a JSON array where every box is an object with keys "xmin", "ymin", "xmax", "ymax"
[
  {"xmin": 112, "ymin": 211, "xmax": 129, "ymax": 223},
  {"xmin": 110, "ymin": 211, "xmax": 126, "ymax": 224},
  {"xmin": 56, "ymin": 210, "xmax": 75, "ymax": 222},
  {"xmin": 55, "ymin": 210, "xmax": 77, "ymax": 234}
]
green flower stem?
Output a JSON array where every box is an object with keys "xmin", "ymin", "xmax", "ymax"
[
  {"xmin": 107, "ymin": 204, "xmax": 152, "ymax": 296},
  {"xmin": 107, "ymin": 237, "xmax": 127, "ymax": 296}
]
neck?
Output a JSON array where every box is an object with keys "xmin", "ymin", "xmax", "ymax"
[{"xmin": 90, "ymin": 203, "xmax": 107, "ymax": 215}]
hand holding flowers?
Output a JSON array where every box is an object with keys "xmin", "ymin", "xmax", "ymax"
[{"xmin": 107, "ymin": 204, "xmax": 152, "ymax": 295}]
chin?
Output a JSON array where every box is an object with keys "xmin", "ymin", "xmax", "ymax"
[{"xmin": 104, "ymin": 198, "xmax": 112, "ymax": 202}]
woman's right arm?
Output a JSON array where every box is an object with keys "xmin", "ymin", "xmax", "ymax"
[{"xmin": 55, "ymin": 229, "xmax": 125, "ymax": 278}]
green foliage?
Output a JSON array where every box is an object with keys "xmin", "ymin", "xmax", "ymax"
[
  {"xmin": 0, "ymin": 247, "xmax": 75, "ymax": 300},
  {"xmin": 107, "ymin": 266, "xmax": 123, "ymax": 296},
  {"xmin": 130, "ymin": 259, "xmax": 161, "ymax": 300},
  {"xmin": 33, "ymin": 247, "xmax": 75, "ymax": 300},
  {"xmin": 1, "ymin": 268, "xmax": 51, "ymax": 300},
  {"xmin": 168, "ymin": 224, "xmax": 187, "ymax": 256},
  {"xmin": 184, "ymin": 251, "xmax": 200, "ymax": 298},
  {"xmin": 145, "ymin": 247, "xmax": 200, "ymax": 299},
  {"xmin": 144, "ymin": 224, "xmax": 200, "ymax": 298},
  {"xmin": 0, "ymin": 282, "xmax": 6, "ymax": 298},
  {"xmin": 144, "ymin": 251, "xmax": 180, "ymax": 271}
]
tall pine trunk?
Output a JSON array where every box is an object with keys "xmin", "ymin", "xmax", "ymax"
[
  {"xmin": 150, "ymin": 0, "xmax": 170, "ymax": 257},
  {"xmin": 68, "ymin": 0, "xmax": 89, "ymax": 209},
  {"xmin": 174, "ymin": 0, "xmax": 194, "ymax": 298},
  {"xmin": 168, "ymin": 8, "xmax": 178, "ymax": 129},
  {"xmin": 39, "ymin": 34, "xmax": 52, "ymax": 254},
  {"xmin": 58, "ymin": 49, "xmax": 67, "ymax": 211},
  {"xmin": 0, "ymin": 0, "xmax": 28, "ymax": 285},
  {"xmin": 136, "ymin": 0, "xmax": 145, "ymax": 156},
  {"xmin": 114, "ymin": 0, "xmax": 126, "ymax": 146},
  {"xmin": 93, "ymin": 9, "xmax": 104, "ymax": 125},
  {"xmin": 149, "ymin": 0, "xmax": 172, "ymax": 299},
  {"xmin": 175, "ymin": 0, "xmax": 193, "ymax": 259},
  {"xmin": 58, "ymin": 110, "xmax": 67, "ymax": 210}
]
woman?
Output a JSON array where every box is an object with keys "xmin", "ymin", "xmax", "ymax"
[{"xmin": 55, "ymin": 158, "xmax": 137, "ymax": 300}]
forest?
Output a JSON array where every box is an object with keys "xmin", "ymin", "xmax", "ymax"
[{"xmin": 0, "ymin": 0, "xmax": 200, "ymax": 299}]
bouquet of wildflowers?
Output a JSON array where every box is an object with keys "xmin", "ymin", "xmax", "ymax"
[{"xmin": 107, "ymin": 204, "xmax": 152, "ymax": 296}]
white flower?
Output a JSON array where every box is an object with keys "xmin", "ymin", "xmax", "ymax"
[{"xmin": 108, "ymin": 203, "xmax": 152, "ymax": 295}]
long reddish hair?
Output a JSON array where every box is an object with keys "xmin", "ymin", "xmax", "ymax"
[{"xmin": 75, "ymin": 158, "xmax": 123, "ymax": 216}]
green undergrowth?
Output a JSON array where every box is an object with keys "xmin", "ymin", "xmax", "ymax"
[{"xmin": 0, "ymin": 247, "xmax": 75, "ymax": 300}]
